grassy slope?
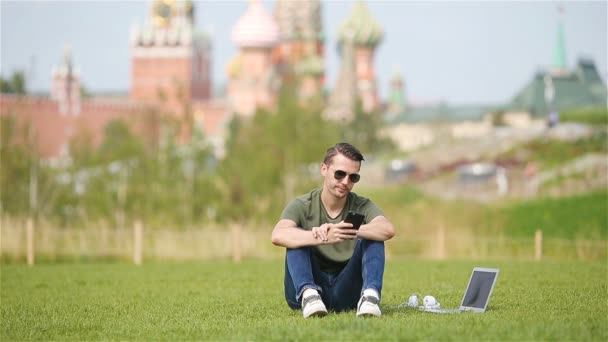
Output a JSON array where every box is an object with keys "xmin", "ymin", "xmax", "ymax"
[
  {"xmin": 560, "ymin": 107, "xmax": 608, "ymax": 126},
  {"xmin": 501, "ymin": 191, "xmax": 608, "ymax": 239},
  {"xmin": 2, "ymin": 261, "xmax": 606, "ymax": 341},
  {"xmin": 359, "ymin": 185, "xmax": 607, "ymax": 240},
  {"xmin": 498, "ymin": 129, "xmax": 607, "ymax": 169}
]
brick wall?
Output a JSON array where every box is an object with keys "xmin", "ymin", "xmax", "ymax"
[
  {"xmin": 1, "ymin": 95, "xmax": 147, "ymax": 159},
  {"xmin": 1, "ymin": 94, "xmax": 227, "ymax": 159}
]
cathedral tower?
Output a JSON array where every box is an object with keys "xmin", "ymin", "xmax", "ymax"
[
  {"xmin": 130, "ymin": 0, "xmax": 211, "ymax": 111},
  {"xmin": 227, "ymin": 0, "xmax": 280, "ymax": 117},
  {"xmin": 325, "ymin": 1, "xmax": 383, "ymax": 120},
  {"xmin": 273, "ymin": 0, "xmax": 324, "ymax": 79},
  {"xmin": 341, "ymin": 1, "xmax": 383, "ymax": 114},
  {"xmin": 51, "ymin": 47, "xmax": 81, "ymax": 116}
]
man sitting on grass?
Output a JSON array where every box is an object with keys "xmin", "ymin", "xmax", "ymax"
[{"xmin": 271, "ymin": 143, "xmax": 395, "ymax": 318}]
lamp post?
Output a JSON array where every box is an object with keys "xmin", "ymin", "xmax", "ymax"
[{"xmin": 544, "ymin": 74, "xmax": 558, "ymax": 128}]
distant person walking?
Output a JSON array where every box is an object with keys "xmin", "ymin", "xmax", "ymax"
[
  {"xmin": 547, "ymin": 110, "xmax": 560, "ymax": 128},
  {"xmin": 271, "ymin": 143, "xmax": 395, "ymax": 318}
]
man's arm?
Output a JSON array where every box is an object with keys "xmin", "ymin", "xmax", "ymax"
[
  {"xmin": 356, "ymin": 215, "xmax": 395, "ymax": 241},
  {"xmin": 271, "ymin": 219, "xmax": 324, "ymax": 248}
]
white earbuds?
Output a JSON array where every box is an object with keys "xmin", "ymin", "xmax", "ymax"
[
  {"xmin": 407, "ymin": 293, "xmax": 441, "ymax": 309},
  {"xmin": 423, "ymin": 295, "xmax": 436, "ymax": 306},
  {"xmin": 407, "ymin": 294, "xmax": 420, "ymax": 307}
]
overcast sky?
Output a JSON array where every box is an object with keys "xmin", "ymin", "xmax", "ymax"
[{"xmin": 1, "ymin": 0, "xmax": 606, "ymax": 105}]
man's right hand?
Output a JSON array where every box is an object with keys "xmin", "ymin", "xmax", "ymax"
[{"xmin": 319, "ymin": 221, "xmax": 358, "ymax": 244}]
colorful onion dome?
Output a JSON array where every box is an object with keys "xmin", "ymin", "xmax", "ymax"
[
  {"xmin": 232, "ymin": 0, "xmax": 279, "ymax": 48},
  {"xmin": 274, "ymin": 0, "xmax": 323, "ymax": 41},
  {"xmin": 339, "ymin": 1, "xmax": 383, "ymax": 47}
]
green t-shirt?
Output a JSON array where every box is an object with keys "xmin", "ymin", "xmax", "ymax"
[{"xmin": 280, "ymin": 188, "xmax": 384, "ymax": 274}]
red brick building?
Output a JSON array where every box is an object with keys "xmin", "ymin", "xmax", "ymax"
[
  {"xmin": 130, "ymin": 0, "xmax": 212, "ymax": 109},
  {"xmin": 1, "ymin": 0, "xmax": 228, "ymax": 160}
]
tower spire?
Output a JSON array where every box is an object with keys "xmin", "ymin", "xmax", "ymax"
[{"xmin": 553, "ymin": 3, "xmax": 567, "ymax": 72}]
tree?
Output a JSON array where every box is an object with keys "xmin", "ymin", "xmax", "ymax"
[
  {"xmin": 217, "ymin": 85, "xmax": 340, "ymax": 224},
  {"xmin": 54, "ymin": 119, "xmax": 147, "ymax": 226},
  {"xmin": 0, "ymin": 116, "xmax": 58, "ymax": 221},
  {"xmin": 0, "ymin": 71, "xmax": 27, "ymax": 94},
  {"xmin": 340, "ymin": 100, "xmax": 395, "ymax": 155},
  {"xmin": 98, "ymin": 120, "xmax": 145, "ymax": 163},
  {"xmin": 0, "ymin": 117, "xmax": 36, "ymax": 215}
]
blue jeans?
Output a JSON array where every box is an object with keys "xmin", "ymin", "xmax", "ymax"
[{"xmin": 283, "ymin": 239, "xmax": 385, "ymax": 312}]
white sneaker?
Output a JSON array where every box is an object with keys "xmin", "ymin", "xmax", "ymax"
[
  {"xmin": 356, "ymin": 294, "xmax": 381, "ymax": 317},
  {"xmin": 302, "ymin": 294, "xmax": 328, "ymax": 318}
]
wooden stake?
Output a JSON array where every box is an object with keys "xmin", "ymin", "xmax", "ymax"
[
  {"xmin": 134, "ymin": 220, "xmax": 143, "ymax": 265},
  {"xmin": 232, "ymin": 224, "xmax": 242, "ymax": 263},
  {"xmin": 535, "ymin": 229, "xmax": 543, "ymax": 261},
  {"xmin": 26, "ymin": 217, "xmax": 34, "ymax": 266}
]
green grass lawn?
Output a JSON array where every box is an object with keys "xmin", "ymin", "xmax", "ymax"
[{"xmin": 2, "ymin": 260, "xmax": 606, "ymax": 341}]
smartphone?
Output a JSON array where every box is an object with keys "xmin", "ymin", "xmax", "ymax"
[{"xmin": 344, "ymin": 211, "xmax": 365, "ymax": 230}]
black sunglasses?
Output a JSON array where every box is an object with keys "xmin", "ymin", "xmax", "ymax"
[{"xmin": 334, "ymin": 170, "xmax": 361, "ymax": 183}]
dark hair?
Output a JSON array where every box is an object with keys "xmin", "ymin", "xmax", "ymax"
[{"xmin": 323, "ymin": 143, "xmax": 365, "ymax": 165}]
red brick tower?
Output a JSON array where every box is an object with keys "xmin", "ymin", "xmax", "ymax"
[{"xmin": 130, "ymin": 0, "xmax": 211, "ymax": 112}]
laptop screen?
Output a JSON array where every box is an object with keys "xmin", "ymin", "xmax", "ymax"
[{"xmin": 461, "ymin": 268, "xmax": 499, "ymax": 311}]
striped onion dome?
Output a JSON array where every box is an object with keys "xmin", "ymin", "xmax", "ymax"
[
  {"xmin": 339, "ymin": 1, "xmax": 383, "ymax": 47},
  {"xmin": 232, "ymin": 0, "xmax": 279, "ymax": 48}
]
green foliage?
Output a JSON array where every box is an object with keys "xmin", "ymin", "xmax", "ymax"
[
  {"xmin": 98, "ymin": 120, "xmax": 145, "ymax": 163},
  {"xmin": 560, "ymin": 107, "xmax": 608, "ymax": 125},
  {"xmin": 357, "ymin": 184, "xmax": 424, "ymax": 210},
  {"xmin": 218, "ymin": 86, "xmax": 341, "ymax": 223},
  {"xmin": 500, "ymin": 191, "xmax": 607, "ymax": 239},
  {"xmin": 0, "ymin": 116, "xmax": 61, "ymax": 220},
  {"xmin": 0, "ymin": 70, "xmax": 27, "ymax": 94},
  {"xmin": 341, "ymin": 100, "xmax": 395, "ymax": 155},
  {"xmin": 0, "ymin": 116, "xmax": 37, "ymax": 215},
  {"xmin": 44, "ymin": 120, "xmax": 146, "ymax": 225},
  {"xmin": 102, "ymin": 118, "xmax": 218, "ymax": 228},
  {"xmin": 1, "ymin": 73, "xmax": 396, "ymax": 227},
  {"xmin": 1, "ymin": 261, "xmax": 606, "ymax": 340},
  {"xmin": 0, "ymin": 113, "xmax": 218, "ymax": 228},
  {"xmin": 362, "ymin": 184, "xmax": 605, "ymax": 242}
]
